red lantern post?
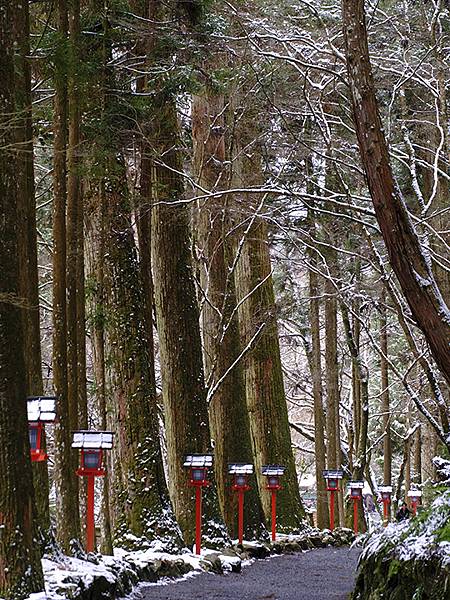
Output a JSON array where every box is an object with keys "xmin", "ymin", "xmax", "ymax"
[
  {"xmin": 229, "ymin": 464, "xmax": 253, "ymax": 544},
  {"xmin": 262, "ymin": 465, "xmax": 285, "ymax": 542},
  {"xmin": 184, "ymin": 454, "xmax": 213, "ymax": 555},
  {"xmin": 323, "ymin": 470, "xmax": 343, "ymax": 530},
  {"xmin": 72, "ymin": 431, "xmax": 114, "ymax": 553},
  {"xmin": 27, "ymin": 396, "xmax": 57, "ymax": 462},
  {"xmin": 348, "ymin": 481, "xmax": 364, "ymax": 534},
  {"xmin": 407, "ymin": 489, "xmax": 422, "ymax": 516},
  {"xmin": 379, "ymin": 486, "xmax": 392, "ymax": 525}
]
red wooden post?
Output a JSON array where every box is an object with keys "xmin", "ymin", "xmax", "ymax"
[
  {"xmin": 329, "ymin": 490, "xmax": 335, "ymax": 530},
  {"xmin": 271, "ymin": 490, "xmax": 277, "ymax": 542},
  {"xmin": 411, "ymin": 501, "xmax": 417, "ymax": 516},
  {"xmin": 383, "ymin": 499, "xmax": 389, "ymax": 524},
  {"xmin": 86, "ymin": 474, "xmax": 95, "ymax": 552},
  {"xmin": 238, "ymin": 489, "xmax": 244, "ymax": 545},
  {"xmin": 195, "ymin": 485, "xmax": 202, "ymax": 555},
  {"xmin": 353, "ymin": 498, "xmax": 358, "ymax": 534}
]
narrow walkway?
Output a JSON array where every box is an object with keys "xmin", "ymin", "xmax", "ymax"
[{"xmin": 133, "ymin": 547, "xmax": 361, "ymax": 600}]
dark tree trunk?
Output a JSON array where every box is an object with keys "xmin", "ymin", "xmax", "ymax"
[
  {"xmin": 230, "ymin": 105, "xmax": 304, "ymax": 531},
  {"xmin": 306, "ymin": 210, "xmax": 329, "ymax": 530},
  {"xmin": 340, "ymin": 302, "xmax": 368, "ymax": 533},
  {"xmin": 151, "ymin": 94, "xmax": 228, "ymax": 547},
  {"xmin": 324, "ymin": 255, "xmax": 341, "ymax": 524},
  {"xmin": 380, "ymin": 288, "xmax": 392, "ymax": 489},
  {"xmin": 85, "ymin": 177, "xmax": 114, "ymax": 554},
  {"xmin": 66, "ymin": 0, "xmax": 82, "ymax": 536},
  {"xmin": 342, "ymin": 0, "xmax": 450, "ymax": 390},
  {"xmin": 13, "ymin": 0, "xmax": 50, "ymax": 533},
  {"xmin": 0, "ymin": 1, "xmax": 45, "ymax": 592},
  {"xmin": 52, "ymin": 0, "xmax": 80, "ymax": 552},
  {"xmin": 101, "ymin": 152, "xmax": 181, "ymax": 549},
  {"xmin": 192, "ymin": 87, "xmax": 266, "ymax": 539}
]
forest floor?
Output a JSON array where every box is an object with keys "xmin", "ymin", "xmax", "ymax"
[{"xmin": 129, "ymin": 546, "xmax": 361, "ymax": 600}]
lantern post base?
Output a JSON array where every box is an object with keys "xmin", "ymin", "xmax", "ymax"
[
  {"xmin": 271, "ymin": 490, "xmax": 277, "ymax": 542},
  {"xmin": 329, "ymin": 490, "xmax": 335, "ymax": 531},
  {"xmin": 195, "ymin": 486, "xmax": 202, "ymax": 555},
  {"xmin": 353, "ymin": 498, "xmax": 359, "ymax": 534},
  {"xmin": 86, "ymin": 475, "xmax": 95, "ymax": 553},
  {"xmin": 238, "ymin": 490, "xmax": 244, "ymax": 545}
]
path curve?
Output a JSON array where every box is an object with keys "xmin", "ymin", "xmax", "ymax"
[{"xmin": 132, "ymin": 547, "xmax": 361, "ymax": 600}]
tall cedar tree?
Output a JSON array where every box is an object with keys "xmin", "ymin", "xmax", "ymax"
[
  {"xmin": 151, "ymin": 95, "xmax": 228, "ymax": 546},
  {"xmin": 305, "ymin": 207, "xmax": 329, "ymax": 529},
  {"xmin": 232, "ymin": 108, "xmax": 305, "ymax": 529},
  {"xmin": 80, "ymin": 7, "xmax": 181, "ymax": 546},
  {"xmin": 342, "ymin": 0, "xmax": 450, "ymax": 397},
  {"xmin": 149, "ymin": 0, "xmax": 227, "ymax": 547},
  {"xmin": 0, "ymin": 0, "xmax": 45, "ymax": 595},
  {"xmin": 13, "ymin": 0, "xmax": 50, "ymax": 532},
  {"xmin": 52, "ymin": 0, "xmax": 81, "ymax": 551},
  {"xmin": 102, "ymin": 153, "xmax": 181, "ymax": 548},
  {"xmin": 192, "ymin": 78, "xmax": 266, "ymax": 538}
]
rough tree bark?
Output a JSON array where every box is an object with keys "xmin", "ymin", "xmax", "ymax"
[
  {"xmin": 13, "ymin": 0, "xmax": 50, "ymax": 533},
  {"xmin": 380, "ymin": 288, "xmax": 392, "ymax": 491},
  {"xmin": 305, "ymin": 209, "xmax": 329, "ymax": 529},
  {"xmin": 324, "ymin": 250, "xmax": 342, "ymax": 525},
  {"xmin": 151, "ymin": 91, "xmax": 228, "ymax": 546},
  {"xmin": 66, "ymin": 0, "xmax": 82, "ymax": 536},
  {"xmin": 342, "ymin": 0, "xmax": 450, "ymax": 388},
  {"xmin": 340, "ymin": 301, "xmax": 368, "ymax": 532},
  {"xmin": 231, "ymin": 112, "xmax": 305, "ymax": 529},
  {"xmin": 0, "ymin": 1, "xmax": 45, "ymax": 592},
  {"xmin": 192, "ymin": 79, "xmax": 266, "ymax": 538},
  {"xmin": 52, "ymin": 0, "xmax": 80, "ymax": 552},
  {"xmin": 85, "ymin": 177, "xmax": 113, "ymax": 553},
  {"xmin": 102, "ymin": 154, "xmax": 181, "ymax": 549}
]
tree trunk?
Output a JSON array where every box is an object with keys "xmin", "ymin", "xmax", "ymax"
[
  {"xmin": 85, "ymin": 176, "xmax": 114, "ymax": 554},
  {"xmin": 52, "ymin": 0, "xmax": 80, "ymax": 552},
  {"xmin": 13, "ymin": 0, "xmax": 50, "ymax": 534},
  {"xmin": 380, "ymin": 288, "xmax": 392, "ymax": 490},
  {"xmin": 342, "ymin": 0, "xmax": 450, "ymax": 388},
  {"xmin": 306, "ymin": 210, "xmax": 329, "ymax": 529},
  {"xmin": 192, "ymin": 86, "xmax": 266, "ymax": 539},
  {"xmin": 0, "ymin": 1, "xmax": 45, "ymax": 591},
  {"xmin": 340, "ymin": 301, "xmax": 368, "ymax": 533},
  {"xmin": 151, "ymin": 92, "xmax": 228, "ymax": 547},
  {"xmin": 324, "ymin": 257, "xmax": 341, "ymax": 524},
  {"xmin": 66, "ymin": 0, "xmax": 82, "ymax": 536},
  {"xmin": 99, "ymin": 148, "xmax": 181, "ymax": 549}
]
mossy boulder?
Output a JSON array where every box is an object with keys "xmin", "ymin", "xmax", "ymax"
[{"xmin": 352, "ymin": 489, "xmax": 450, "ymax": 600}]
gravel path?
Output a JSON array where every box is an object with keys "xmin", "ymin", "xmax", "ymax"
[{"xmin": 133, "ymin": 547, "xmax": 361, "ymax": 600}]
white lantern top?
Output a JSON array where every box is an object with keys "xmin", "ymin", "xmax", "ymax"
[
  {"xmin": 348, "ymin": 480, "xmax": 364, "ymax": 489},
  {"xmin": 27, "ymin": 396, "xmax": 57, "ymax": 423},
  {"xmin": 183, "ymin": 454, "xmax": 213, "ymax": 468},
  {"xmin": 228, "ymin": 463, "xmax": 254, "ymax": 474},
  {"xmin": 407, "ymin": 489, "xmax": 422, "ymax": 498},
  {"xmin": 71, "ymin": 430, "xmax": 114, "ymax": 449},
  {"xmin": 262, "ymin": 465, "xmax": 285, "ymax": 476},
  {"xmin": 323, "ymin": 469, "xmax": 344, "ymax": 479}
]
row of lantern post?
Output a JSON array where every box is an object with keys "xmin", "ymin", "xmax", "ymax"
[
  {"xmin": 27, "ymin": 396, "xmax": 114, "ymax": 553},
  {"xmin": 324, "ymin": 473, "xmax": 422, "ymax": 533},
  {"xmin": 184, "ymin": 455, "xmax": 286, "ymax": 554},
  {"xmin": 27, "ymin": 397, "xmax": 423, "ymax": 553},
  {"xmin": 26, "ymin": 399, "xmax": 287, "ymax": 554}
]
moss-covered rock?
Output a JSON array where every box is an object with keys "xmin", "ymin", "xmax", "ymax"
[{"xmin": 352, "ymin": 490, "xmax": 450, "ymax": 600}]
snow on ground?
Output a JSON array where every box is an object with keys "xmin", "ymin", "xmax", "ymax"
[{"xmin": 19, "ymin": 543, "xmax": 248, "ymax": 600}]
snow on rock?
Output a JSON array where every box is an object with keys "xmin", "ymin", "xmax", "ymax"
[
  {"xmin": 16, "ymin": 528, "xmax": 355, "ymax": 600},
  {"xmin": 352, "ymin": 489, "xmax": 450, "ymax": 599}
]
